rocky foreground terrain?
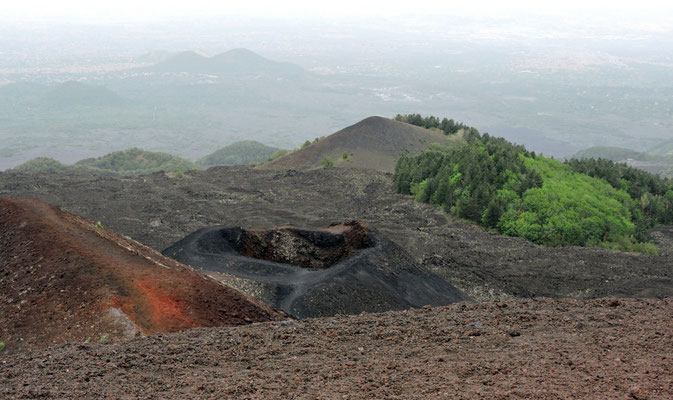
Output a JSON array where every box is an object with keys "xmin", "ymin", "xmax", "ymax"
[{"xmin": 2, "ymin": 298, "xmax": 672, "ymax": 399}]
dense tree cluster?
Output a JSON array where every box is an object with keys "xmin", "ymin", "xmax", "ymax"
[
  {"xmin": 395, "ymin": 131, "xmax": 668, "ymax": 254},
  {"xmin": 394, "ymin": 114, "xmax": 479, "ymax": 137},
  {"xmin": 566, "ymin": 158, "xmax": 673, "ymax": 234},
  {"xmin": 395, "ymin": 132, "xmax": 539, "ymax": 226}
]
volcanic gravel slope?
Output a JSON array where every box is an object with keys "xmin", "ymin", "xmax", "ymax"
[
  {"xmin": 1, "ymin": 167, "xmax": 672, "ymax": 302},
  {"xmin": 1, "ymin": 298, "xmax": 672, "ymax": 399},
  {"xmin": 261, "ymin": 116, "xmax": 460, "ymax": 172},
  {"xmin": 0, "ymin": 197, "xmax": 284, "ymax": 353}
]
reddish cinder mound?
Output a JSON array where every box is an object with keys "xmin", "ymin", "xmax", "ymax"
[{"xmin": 0, "ymin": 197, "xmax": 285, "ymax": 352}]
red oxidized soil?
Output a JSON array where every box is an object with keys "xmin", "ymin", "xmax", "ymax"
[
  {"xmin": 133, "ymin": 278, "xmax": 197, "ymax": 332},
  {"xmin": 0, "ymin": 197, "xmax": 285, "ymax": 353}
]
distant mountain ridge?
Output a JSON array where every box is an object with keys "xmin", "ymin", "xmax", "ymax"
[
  {"xmin": 649, "ymin": 139, "xmax": 673, "ymax": 157},
  {"xmin": 571, "ymin": 145, "xmax": 673, "ymax": 178},
  {"xmin": 572, "ymin": 146, "xmax": 661, "ymax": 162},
  {"xmin": 145, "ymin": 48, "xmax": 305, "ymax": 78}
]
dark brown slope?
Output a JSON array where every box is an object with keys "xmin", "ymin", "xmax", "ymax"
[
  {"xmin": 0, "ymin": 198, "xmax": 284, "ymax": 353},
  {"xmin": 261, "ymin": 116, "xmax": 461, "ymax": 172},
  {"xmin": 2, "ymin": 298, "xmax": 672, "ymax": 399}
]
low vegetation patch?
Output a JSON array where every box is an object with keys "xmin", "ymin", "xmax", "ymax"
[
  {"xmin": 13, "ymin": 157, "xmax": 83, "ymax": 173},
  {"xmin": 75, "ymin": 148, "xmax": 197, "ymax": 174},
  {"xmin": 198, "ymin": 140, "xmax": 282, "ymax": 167},
  {"xmin": 395, "ymin": 125, "xmax": 670, "ymax": 254},
  {"xmin": 267, "ymin": 149, "xmax": 290, "ymax": 162}
]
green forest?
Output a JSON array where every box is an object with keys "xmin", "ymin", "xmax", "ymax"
[{"xmin": 395, "ymin": 116, "xmax": 673, "ymax": 254}]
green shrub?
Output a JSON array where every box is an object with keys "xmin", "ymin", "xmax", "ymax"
[
  {"xmin": 267, "ymin": 149, "xmax": 289, "ymax": 162},
  {"xmin": 631, "ymin": 242, "xmax": 660, "ymax": 256},
  {"xmin": 342, "ymin": 152, "xmax": 349, "ymax": 160},
  {"xmin": 322, "ymin": 157, "xmax": 334, "ymax": 169}
]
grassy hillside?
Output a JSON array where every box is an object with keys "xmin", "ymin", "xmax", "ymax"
[
  {"xmin": 14, "ymin": 149, "xmax": 197, "ymax": 175},
  {"xmin": 198, "ymin": 141, "xmax": 282, "ymax": 168},
  {"xmin": 75, "ymin": 148, "xmax": 197, "ymax": 174},
  {"xmin": 13, "ymin": 158, "xmax": 84, "ymax": 173},
  {"xmin": 395, "ymin": 129, "xmax": 671, "ymax": 254},
  {"xmin": 262, "ymin": 116, "xmax": 462, "ymax": 173}
]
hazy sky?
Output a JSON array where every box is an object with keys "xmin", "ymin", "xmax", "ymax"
[{"xmin": 5, "ymin": 0, "xmax": 673, "ymax": 20}]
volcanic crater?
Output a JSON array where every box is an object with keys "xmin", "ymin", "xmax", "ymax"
[
  {"xmin": 163, "ymin": 220, "xmax": 468, "ymax": 319},
  {"xmin": 236, "ymin": 221, "xmax": 373, "ymax": 269}
]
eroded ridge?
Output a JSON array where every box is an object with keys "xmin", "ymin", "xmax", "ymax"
[{"xmin": 0, "ymin": 197, "xmax": 285, "ymax": 353}]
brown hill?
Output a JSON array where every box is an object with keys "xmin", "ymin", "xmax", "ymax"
[
  {"xmin": 0, "ymin": 198, "xmax": 284, "ymax": 353},
  {"xmin": 261, "ymin": 116, "xmax": 461, "ymax": 173}
]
